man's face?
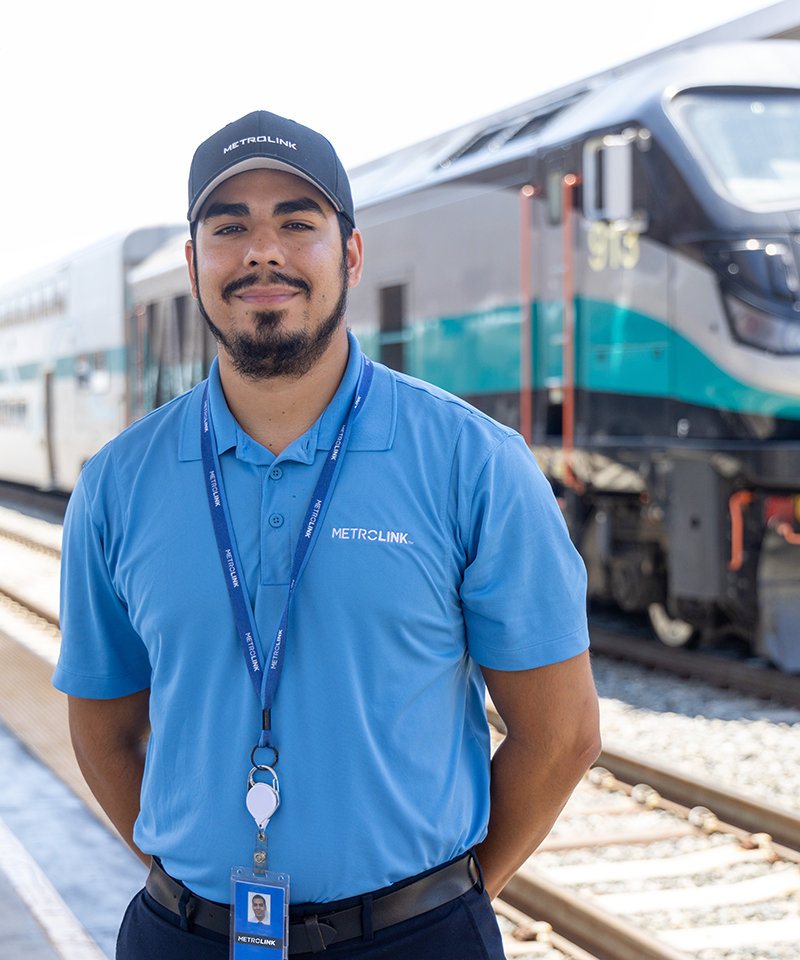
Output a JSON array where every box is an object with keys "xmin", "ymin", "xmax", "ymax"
[
  {"xmin": 252, "ymin": 896, "xmax": 266, "ymax": 921},
  {"xmin": 186, "ymin": 168, "xmax": 363, "ymax": 380}
]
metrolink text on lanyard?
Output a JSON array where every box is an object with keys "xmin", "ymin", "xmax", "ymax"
[{"xmin": 200, "ymin": 354, "xmax": 374, "ymax": 867}]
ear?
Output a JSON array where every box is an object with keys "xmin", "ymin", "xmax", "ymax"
[
  {"xmin": 345, "ymin": 229, "xmax": 364, "ymax": 288},
  {"xmin": 185, "ymin": 240, "xmax": 199, "ymax": 299}
]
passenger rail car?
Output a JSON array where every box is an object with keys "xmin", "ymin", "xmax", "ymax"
[
  {"xmin": 15, "ymin": 42, "xmax": 800, "ymax": 670},
  {"xmin": 343, "ymin": 41, "xmax": 800, "ymax": 671},
  {"xmin": 0, "ymin": 226, "xmax": 210, "ymax": 491}
]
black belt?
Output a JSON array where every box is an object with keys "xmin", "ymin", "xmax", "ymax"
[{"xmin": 145, "ymin": 853, "xmax": 480, "ymax": 954}]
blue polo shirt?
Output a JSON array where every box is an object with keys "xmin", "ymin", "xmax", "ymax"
[{"xmin": 54, "ymin": 333, "xmax": 589, "ymax": 904}]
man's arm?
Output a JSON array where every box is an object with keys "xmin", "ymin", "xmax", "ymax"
[
  {"xmin": 68, "ymin": 688, "xmax": 152, "ymax": 866},
  {"xmin": 474, "ymin": 650, "xmax": 601, "ymax": 899}
]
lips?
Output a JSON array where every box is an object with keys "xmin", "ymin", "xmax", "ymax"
[
  {"xmin": 237, "ymin": 287, "xmax": 298, "ymax": 305},
  {"xmin": 222, "ymin": 271, "xmax": 311, "ymax": 303}
]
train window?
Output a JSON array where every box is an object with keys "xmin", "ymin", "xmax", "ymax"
[
  {"xmin": 671, "ymin": 89, "xmax": 800, "ymax": 211},
  {"xmin": 507, "ymin": 109, "xmax": 562, "ymax": 144},
  {"xmin": 440, "ymin": 125, "xmax": 509, "ymax": 167},
  {"xmin": 56, "ymin": 276, "xmax": 69, "ymax": 316},
  {"xmin": 584, "ymin": 134, "xmax": 634, "ymax": 221},
  {"xmin": 439, "ymin": 94, "xmax": 589, "ymax": 169},
  {"xmin": 43, "ymin": 283, "xmax": 58, "ymax": 316},
  {"xmin": 75, "ymin": 355, "xmax": 92, "ymax": 390},
  {"xmin": 379, "ymin": 284, "xmax": 406, "ymax": 373},
  {"xmin": 0, "ymin": 400, "xmax": 27, "ymax": 427},
  {"xmin": 546, "ymin": 170, "xmax": 564, "ymax": 224}
]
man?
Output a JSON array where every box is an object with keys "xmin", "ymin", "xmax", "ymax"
[
  {"xmin": 55, "ymin": 111, "xmax": 600, "ymax": 959},
  {"xmin": 251, "ymin": 895, "xmax": 268, "ymax": 924}
]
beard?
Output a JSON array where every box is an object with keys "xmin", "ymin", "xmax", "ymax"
[{"xmin": 196, "ymin": 259, "xmax": 349, "ymax": 381}]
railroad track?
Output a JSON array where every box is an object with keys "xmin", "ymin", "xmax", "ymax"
[
  {"xmin": 4, "ymin": 500, "xmax": 800, "ymax": 705},
  {"xmin": 590, "ymin": 627, "xmax": 800, "ymax": 711},
  {"xmin": 0, "ymin": 505, "xmax": 62, "ymax": 633},
  {"xmin": 2, "ymin": 510, "xmax": 800, "ymax": 959},
  {"xmin": 0, "ymin": 480, "xmax": 69, "ymax": 524},
  {"xmin": 488, "ymin": 707, "xmax": 800, "ymax": 960}
]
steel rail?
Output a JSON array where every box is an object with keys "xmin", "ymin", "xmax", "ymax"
[
  {"xmin": 491, "ymin": 702, "xmax": 800, "ymax": 854},
  {"xmin": 589, "ymin": 627, "xmax": 800, "ymax": 708},
  {"xmin": 599, "ymin": 745, "xmax": 800, "ymax": 854},
  {"xmin": 500, "ymin": 869, "xmax": 695, "ymax": 960},
  {"xmin": 0, "ymin": 587, "xmax": 60, "ymax": 629},
  {"xmin": 494, "ymin": 898, "xmax": 602, "ymax": 960},
  {"xmin": 488, "ymin": 701, "xmax": 800, "ymax": 957},
  {"xmin": 0, "ymin": 526, "xmax": 62, "ymax": 560},
  {"xmin": 486, "ymin": 701, "xmax": 800, "ymax": 851}
]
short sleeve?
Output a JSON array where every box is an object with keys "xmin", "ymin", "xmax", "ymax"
[
  {"xmin": 53, "ymin": 464, "xmax": 152, "ymax": 698},
  {"xmin": 459, "ymin": 432, "xmax": 589, "ymax": 670}
]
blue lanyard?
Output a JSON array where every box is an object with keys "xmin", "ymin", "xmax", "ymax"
[{"xmin": 200, "ymin": 356, "xmax": 373, "ymax": 754}]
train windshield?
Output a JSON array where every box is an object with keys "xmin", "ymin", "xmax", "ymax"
[{"xmin": 671, "ymin": 90, "xmax": 800, "ymax": 210}]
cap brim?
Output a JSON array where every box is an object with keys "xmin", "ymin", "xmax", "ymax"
[{"xmin": 188, "ymin": 157, "xmax": 344, "ymax": 221}]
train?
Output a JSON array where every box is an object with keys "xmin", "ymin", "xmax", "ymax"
[
  {"xmin": 0, "ymin": 226, "xmax": 187, "ymax": 490},
  {"xmin": 3, "ymin": 41, "xmax": 800, "ymax": 670}
]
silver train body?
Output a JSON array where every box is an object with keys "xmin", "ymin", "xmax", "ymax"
[
  {"xmin": 4, "ymin": 42, "xmax": 800, "ymax": 668},
  {"xmin": 0, "ymin": 226, "xmax": 190, "ymax": 491}
]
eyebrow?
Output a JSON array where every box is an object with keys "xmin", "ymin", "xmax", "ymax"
[
  {"xmin": 272, "ymin": 197, "xmax": 326, "ymax": 218},
  {"xmin": 201, "ymin": 196, "xmax": 328, "ymax": 223},
  {"xmin": 202, "ymin": 201, "xmax": 250, "ymax": 221}
]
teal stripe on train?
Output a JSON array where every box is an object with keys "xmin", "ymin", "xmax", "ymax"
[
  {"xmin": 357, "ymin": 305, "xmax": 532, "ymax": 395},
  {"xmin": 356, "ymin": 299, "xmax": 800, "ymax": 420},
  {"xmin": 579, "ymin": 299, "xmax": 800, "ymax": 418}
]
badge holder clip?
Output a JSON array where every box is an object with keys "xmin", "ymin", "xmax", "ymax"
[{"xmin": 231, "ymin": 760, "xmax": 288, "ymax": 958}]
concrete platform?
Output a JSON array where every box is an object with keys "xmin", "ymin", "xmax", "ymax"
[
  {"xmin": 0, "ymin": 718, "xmax": 147, "ymax": 958},
  {"xmin": 0, "ymin": 863, "xmax": 62, "ymax": 959}
]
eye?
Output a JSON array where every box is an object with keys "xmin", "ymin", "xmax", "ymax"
[
  {"xmin": 284, "ymin": 220, "xmax": 314, "ymax": 232},
  {"xmin": 213, "ymin": 223, "xmax": 246, "ymax": 236}
]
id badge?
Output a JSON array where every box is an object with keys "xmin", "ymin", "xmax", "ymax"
[{"xmin": 230, "ymin": 867, "xmax": 290, "ymax": 959}]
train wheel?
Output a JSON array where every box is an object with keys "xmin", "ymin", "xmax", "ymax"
[{"xmin": 647, "ymin": 602, "xmax": 695, "ymax": 647}]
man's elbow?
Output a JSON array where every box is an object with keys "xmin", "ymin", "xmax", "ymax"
[
  {"xmin": 577, "ymin": 726, "xmax": 603, "ymax": 773},
  {"xmin": 557, "ymin": 712, "xmax": 602, "ymax": 783}
]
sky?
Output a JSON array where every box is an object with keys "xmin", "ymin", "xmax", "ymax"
[{"xmin": 0, "ymin": 0, "xmax": 786, "ymax": 287}]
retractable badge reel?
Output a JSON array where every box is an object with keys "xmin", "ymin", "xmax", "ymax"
[{"xmin": 230, "ymin": 747, "xmax": 289, "ymax": 960}]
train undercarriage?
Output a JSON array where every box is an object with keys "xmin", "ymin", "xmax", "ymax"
[{"xmin": 544, "ymin": 443, "xmax": 800, "ymax": 672}]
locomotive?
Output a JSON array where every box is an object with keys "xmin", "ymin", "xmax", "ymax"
[
  {"xmin": 344, "ymin": 41, "xmax": 800, "ymax": 671},
  {"xmin": 3, "ymin": 41, "xmax": 800, "ymax": 669}
]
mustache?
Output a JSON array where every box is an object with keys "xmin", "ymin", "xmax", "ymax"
[{"xmin": 222, "ymin": 271, "xmax": 311, "ymax": 302}]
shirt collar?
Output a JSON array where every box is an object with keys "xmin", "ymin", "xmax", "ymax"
[{"xmin": 178, "ymin": 332, "xmax": 395, "ymax": 463}]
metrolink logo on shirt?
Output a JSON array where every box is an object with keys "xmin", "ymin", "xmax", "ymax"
[{"xmin": 331, "ymin": 527, "xmax": 414, "ymax": 545}]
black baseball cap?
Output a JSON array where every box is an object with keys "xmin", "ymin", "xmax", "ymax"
[{"xmin": 188, "ymin": 110, "xmax": 355, "ymax": 226}]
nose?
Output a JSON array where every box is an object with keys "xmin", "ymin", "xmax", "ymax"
[{"xmin": 244, "ymin": 228, "xmax": 286, "ymax": 270}]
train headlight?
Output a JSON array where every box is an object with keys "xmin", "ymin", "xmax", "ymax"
[{"xmin": 723, "ymin": 292, "xmax": 800, "ymax": 354}]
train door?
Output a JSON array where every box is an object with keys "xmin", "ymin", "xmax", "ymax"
[
  {"xmin": 548, "ymin": 131, "xmax": 676, "ymax": 619},
  {"xmin": 43, "ymin": 369, "xmax": 57, "ymax": 489},
  {"xmin": 579, "ymin": 130, "xmax": 671, "ymax": 441},
  {"xmin": 537, "ymin": 157, "xmax": 571, "ymax": 441}
]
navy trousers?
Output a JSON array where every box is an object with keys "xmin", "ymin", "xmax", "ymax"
[{"xmin": 116, "ymin": 875, "xmax": 505, "ymax": 959}]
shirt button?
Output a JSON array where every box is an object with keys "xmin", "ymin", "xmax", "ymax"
[
  {"xmin": 269, "ymin": 514, "xmax": 284, "ymax": 528},
  {"xmin": 269, "ymin": 466, "xmax": 283, "ymax": 480}
]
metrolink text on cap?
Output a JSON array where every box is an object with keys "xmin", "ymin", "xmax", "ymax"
[{"xmin": 188, "ymin": 110, "xmax": 355, "ymax": 226}]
